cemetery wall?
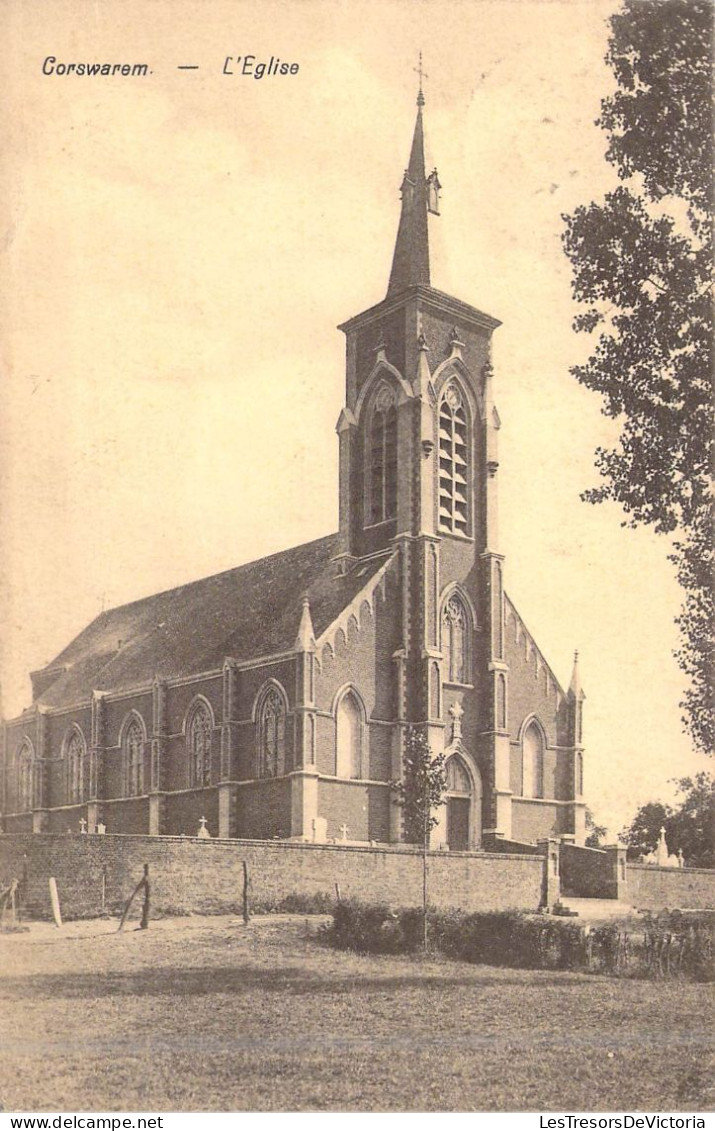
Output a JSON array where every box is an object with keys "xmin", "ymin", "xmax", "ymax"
[
  {"xmin": 0, "ymin": 833, "xmax": 544, "ymax": 920},
  {"xmin": 626, "ymin": 863, "xmax": 715, "ymax": 911}
]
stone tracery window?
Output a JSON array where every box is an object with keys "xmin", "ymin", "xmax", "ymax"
[
  {"xmin": 124, "ymin": 718, "xmax": 145, "ymax": 797},
  {"xmin": 367, "ymin": 383, "xmax": 397, "ymax": 525},
  {"xmin": 187, "ymin": 701, "xmax": 213, "ymax": 788},
  {"xmin": 17, "ymin": 741, "xmax": 34, "ymax": 812},
  {"xmin": 258, "ymin": 687, "xmax": 286, "ymax": 778},
  {"xmin": 438, "ymin": 383, "xmax": 469, "ymax": 535},
  {"xmin": 65, "ymin": 727, "xmax": 86, "ymax": 804},
  {"xmin": 442, "ymin": 594, "xmax": 469, "ymax": 684}
]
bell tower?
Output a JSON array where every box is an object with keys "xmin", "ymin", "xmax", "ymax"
[{"xmin": 334, "ymin": 81, "xmax": 511, "ymax": 844}]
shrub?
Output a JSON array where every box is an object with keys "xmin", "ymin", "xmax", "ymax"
[
  {"xmin": 324, "ymin": 902, "xmax": 589, "ymax": 968},
  {"xmin": 638, "ymin": 910, "xmax": 713, "ymax": 982},
  {"xmin": 327, "ymin": 899, "xmax": 424, "ymax": 954},
  {"xmin": 323, "ymin": 901, "xmax": 713, "ymax": 981},
  {"xmin": 431, "ymin": 909, "xmax": 588, "ymax": 970},
  {"xmin": 244, "ymin": 891, "xmax": 335, "ymax": 915}
]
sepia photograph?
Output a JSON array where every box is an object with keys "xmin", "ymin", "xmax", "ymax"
[{"xmin": 0, "ymin": 0, "xmax": 712, "ymax": 1116}]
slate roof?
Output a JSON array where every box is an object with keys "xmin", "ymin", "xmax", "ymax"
[{"xmin": 34, "ymin": 535, "xmax": 390, "ymax": 709}]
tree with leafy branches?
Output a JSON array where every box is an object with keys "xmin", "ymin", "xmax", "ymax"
[
  {"xmin": 562, "ymin": 0, "xmax": 713, "ymax": 754},
  {"xmin": 585, "ymin": 807, "xmax": 608, "ymax": 849},
  {"xmin": 620, "ymin": 772, "xmax": 714, "ymax": 867},
  {"xmin": 392, "ymin": 726, "xmax": 448, "ymax": 847},
  {"xmin": 391, "ymin": 726, "xmax": 447, "ymax": 948}
]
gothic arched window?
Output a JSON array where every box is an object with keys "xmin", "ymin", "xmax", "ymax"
[
  {"xmin": 17, "ymin": 741, "xmax": 34, "ymax": 812},
  {"xmin": 438, "ymin": 383, "xmax": 469, "ymax": 536},
  {"xmin": 124, "ymin": 718, "xmax": 145, "ymax": 797},
  {"xmin": 258, "ymin": 687, "xmax": 286, "ymax": 778},
  {"xmin": 336, "ymin": 690, "xmax": 363, "ymax": 779},
  {"xmin": 442, "ymin": 594, "xmax": 470, "ymax": 684},
  {"xmin": 523, "ymin": 721, "xmax": 545, "ymax": 799},
  {"xmin": 187, "ymin": 701, "xmax": 213, "ymax": 788},
  {"xmin": 367, "ymin": 384, "xmax": 397, "ymax": 525},
  {"xmin": 65, "ymin": 727, "xmax": 86, "ymax": 804}
]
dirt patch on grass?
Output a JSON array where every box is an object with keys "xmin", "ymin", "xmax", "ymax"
[{"xmin": 0, "ymin": 915, "xmax": 712, "ymax": 1111}]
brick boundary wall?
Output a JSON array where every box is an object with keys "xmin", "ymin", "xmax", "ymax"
[
  {"xmin": 0, "ymin": 834, "xmax": 546, "ymax": 921},
  {"xmin": 560, "ymin": 842, "xmax": 611, "ymax": 898},
  {"xmin": 626, "ymin": 863, "xmax": 715, "ymax": 912}
]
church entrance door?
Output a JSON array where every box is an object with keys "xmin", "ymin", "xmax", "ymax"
[{"xmin": 446, "ymin": 796, "xmax": 470, "ymax": 851}]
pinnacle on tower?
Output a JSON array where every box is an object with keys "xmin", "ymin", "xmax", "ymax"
[
  {"xmin": 569, "ymin": 650, "xmax": 585, "ymax": 700},
  {"xmin": 295, "ymin": 595, "xmax": 316, "ymax": 653}
]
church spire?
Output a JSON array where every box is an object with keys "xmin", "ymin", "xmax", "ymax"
[{"xmin": 387, "ymin": 67, "xmax": 439, "ymax": 296}]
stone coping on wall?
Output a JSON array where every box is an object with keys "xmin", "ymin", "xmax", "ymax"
[
  {"xmin": 627, "ymin": 862, "xmax": 715, "ymax": 877},
  {"xmin": 0, "ymin": 832, "xmax": 544, "ymax": 862}
]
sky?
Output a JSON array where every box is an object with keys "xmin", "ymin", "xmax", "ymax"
[{"xmin": 0, "ymin": 0, "xmax": 704, "ymax": 837}]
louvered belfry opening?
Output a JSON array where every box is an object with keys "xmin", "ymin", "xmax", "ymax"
[
  {"xmin": 368, "ymin": 388, "xmax": 397, "ymax": 525},
  {"xmin": 438, "ymin": 384, "xmax": 468, "ymax": 535}
]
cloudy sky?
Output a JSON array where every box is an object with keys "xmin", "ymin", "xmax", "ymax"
[{"xmin": 0, "ymin": 0, "xmax": 703, "ymax": 836}]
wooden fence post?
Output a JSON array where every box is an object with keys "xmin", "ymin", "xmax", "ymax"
[{"xmin": 242, "ymin": 861, "xmax": 250, "ymax": 925}]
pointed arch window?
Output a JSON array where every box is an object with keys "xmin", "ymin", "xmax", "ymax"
[
  {"xmin": 124, "ymin": 718, "xmax": 145, "ymax": 797},
  {"xmin": 65, "ymin": 727, "xmax": 87, "ymax": 804},
  {"xmin": 187, "ymin": 701, "xmax": 213, "ymax": 788},
  {"xmin": 367, "ymin": 384, "xmax": 397, "ymax": 525},
  {"xmin": 258, "ymin": 687, "xmax": 286, "ymax": 778},
  {"xmin": 523, "ymin": 721, "xmax": 544, "ymax": 799},
  {"xmin": 17, "ymin": 741, "xmax": 34, "ymax": 812},
  {"xmin": 336, "ymin": 690, "xmax": 363, "ymax": 779},
  {"xmin": 442, "ymin": 594, "xmax": 470, "ymax": 684},
  {"xmin": 438, "ymin": 383, "xmax": 469, "ymax": 536}
]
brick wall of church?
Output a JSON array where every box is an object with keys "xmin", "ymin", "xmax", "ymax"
[
  {"xmin": 317, "ymin": 779, "xmax": 391, "ymax": 841},
  {"xmin": 511, "ymin": 798, "xmax": 571, "ymax": 843},
  {"xmin": 166, "ymin": 677, "xmax": 223, "ymax": 735},
  {"xmin": 235, "ymin": 778, "xmax": 292, "ymax": 840},
  {"xmin": 163, "ymin": 787, "xmax": 220, "ymax": 838},
  {"xmin": 0, "ymin": 833, "xmax": 546, "ymax": 920},
  {"xmin": 3, "ymin": 814, "xmax": 33, "ymax": 833},
  {"xmin": 314, "ymin": 571, "xmax": 401, "ymax": 781},
  {"xmin": 105, "ymin": 692, "xmax": 153, "ymax": 744},
  {"xmin": 505, "ymin": 607, "xmax": 573, "ymax": 807},
  {"xmin": 506, "ymin": 629, "xmax": 565, "ymax": 751},
  {"xmin": 101, "ymin": 797, "xmax": 150, "ymax": 835},
  {"xmin": 46, "ymin": 803, "xmax": 88, "ymax": 834}
]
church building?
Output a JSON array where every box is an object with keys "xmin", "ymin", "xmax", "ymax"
[{"xmin": 1, "ymin": 88, "xmax": 587, "ymax": 850}]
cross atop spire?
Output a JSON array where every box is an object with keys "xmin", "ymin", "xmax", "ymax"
[{"xmin": 414, "ymin": 51, "xmax": 428, "ymax": 106}]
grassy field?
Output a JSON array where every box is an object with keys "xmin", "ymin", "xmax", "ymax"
[{"xmin": 0, "ymin": 914, "xmax": 712, "ymax": 1112}]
